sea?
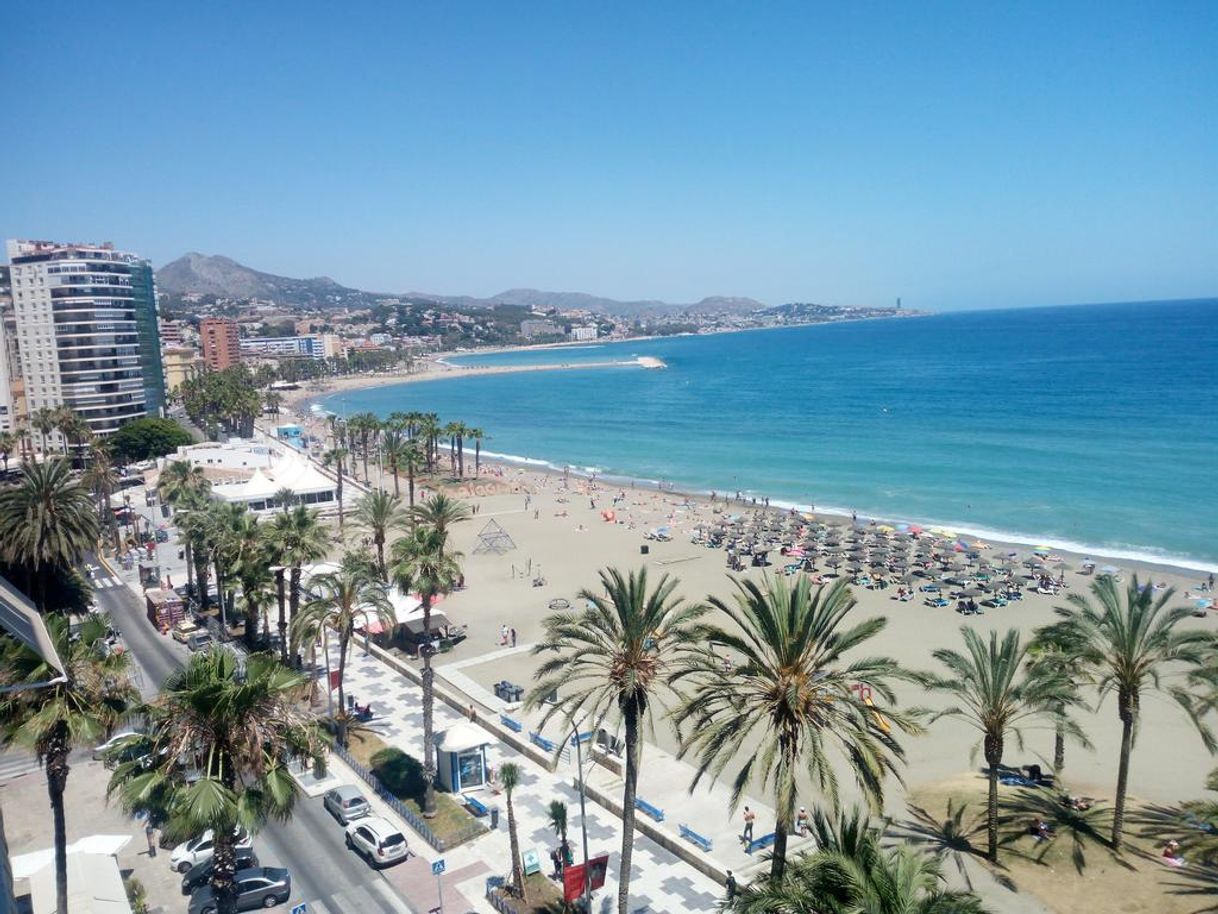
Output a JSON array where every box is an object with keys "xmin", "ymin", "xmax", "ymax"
[{"xmin": 318, "ymin": 298, "xmax": 1218, "ymax": 571}]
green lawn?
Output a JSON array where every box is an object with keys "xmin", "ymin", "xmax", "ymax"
[
  {"xmin": 346, "ymin": 730, "xmax": 487, "ymax": 849},
  {"xmin": 491, "ymin": 872, "xmax": 567, "ymax": 913}
]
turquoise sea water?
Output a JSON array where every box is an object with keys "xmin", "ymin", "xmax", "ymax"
[{"xmin": 319, "ymin": 299, "xmax": 1218, "ymax": 570}]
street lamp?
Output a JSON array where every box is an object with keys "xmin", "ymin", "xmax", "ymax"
[{"xmin": 563, "ymin": 714, "xmax": 596, "ymax": 912}]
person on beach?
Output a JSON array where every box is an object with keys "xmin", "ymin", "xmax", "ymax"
[
  {"xmin": 795, "ymin": 806, "xmax": 811, "ymax": 836},
  {"xmin": 500, "ymin": 624, "xmax": 509, "ymax": 646},
  {"xmin": 510, "ymin": 628, "xmax": 517, "ymax": 648},
  {"xmin": 742, "ymin": 806, "xmax": 756, "ymax": 843}
]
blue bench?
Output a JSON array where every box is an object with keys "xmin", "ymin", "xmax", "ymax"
[
  {"xmin": 746, "ymin": 832, "xmax": 776, "ymax": 854},
  {"xmin": 634, "ymin": 797, "xmax": 665, "ymax": 822},
  {"xmin": 529, "ymin": 731, "xmax": 557, "ymax": 753},
  {"xmin": 679, "ymin": 824, "xmax": 713, "ymax": 852},
  {"xmin": 464, "ymin": 794, "xmax": 490, "ymax": 817},
  {"xmin": 570, "ymin": 731, "xmax": 593, "ymax": 746},
  {"xmin": 499, "ymin": 714, "xmax": 523, "ymax": 733}
]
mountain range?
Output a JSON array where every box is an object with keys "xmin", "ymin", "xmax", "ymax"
[{"xmin": 156, "ymin": 253, "xmax": 767, "ymax": 317}]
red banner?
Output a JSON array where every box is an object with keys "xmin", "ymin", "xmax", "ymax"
[
  {"xmin": 562, "ymin": 854, "xmax": 610, "ymax": 901},
  {"xmin": 562, "ymin": 863, "xmax": 585, "ymax": 902},
  {"xmin": 329, "ymin": 670, "xmax": 341, "ymax": 691}
]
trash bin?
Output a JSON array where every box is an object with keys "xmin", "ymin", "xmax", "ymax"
[
  {"xmin": 490, "ymin": 806, "xmax": 500, "ymax": 830},
  {"xmin": 641, "ymin": 544, "xmax": 650, "ymax": 555}
]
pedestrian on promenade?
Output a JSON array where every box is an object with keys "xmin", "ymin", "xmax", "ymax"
[
  {"xmin": 510, "ymin": 627, "xmax": 517, "ymax": 648},
  {"xmin": 742, "ymin": 805, "xmax": 755, "ymax": 843},
  {"xmin": 725, "ymin": 871, "xmax": 737, "ymax": 900},
  {"xmin": 500, "ymin": 624, "xmax": 509, "ymax": 646},
  {"xmin": 145, "ymin": 822, "xmax": 159, "ymax": 857}
]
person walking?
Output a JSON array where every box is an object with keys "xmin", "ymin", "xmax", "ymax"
[
  {"xmin": 741, "ymin": 805, "xmax": 755, "ymax": 843},
  {"xmin": 510, "ymin": 627, "xmax": 517, "ymax": 648},
  {"xmin": 725, "ymin": 870, "xmax": 737, "ymax": 900},
  {"xmin": 145, "ymin": 821, "xmax": 159, "ymax": 857},
  {"xmin": 500, "ymin": 624, "xmax": 509, "ymax": 646}
]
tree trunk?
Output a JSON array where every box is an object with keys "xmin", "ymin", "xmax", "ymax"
[
  {"xmin": 375, "ymin": 535, "xmax": 385, "ymax": 581},
  {"xmin": 1113, "ymin": 699, "xmax": 1135, "ymax": 850},
  {"xmin": 336, "ymin": 628, "xmax": 350, "ymax": 747},
  {"xmin": 276, "ymin": 569, "xmax": 288, "ymax": 665},
  {"xmin": 391, "ymin": 458, "xmax": 401, "ymax": 498},
  {"xmin": 475, "ymin": 440, "xmax": 481, "ymax": 475},
  {"xmin": 47, "ymin": 733, "xmax": 70, "ymax": 914},
  {"xmin": 196, "ymin": 551, "xmax": 211, "ymax": 614},
  {"xmin": 457, "ymin": 439, "xmax": 464, "ymax": 477},
  {"xmin": 407, "ymin": 466, "xmax": 415, "ymax": 509},
  {"xmin": 421, "ymin": 596, "xmax": 437, "ymax": 817},
  {"xmin": 210, "ymin": 824, "xmax": 238, "ymax": 914},
  {"xmin": 336, "ymin": 457, "xmax": 345, "ymax": 532},
  {"xmin": 618, "ymin": 701, "xmax": 642, "ymax": 914},
  {"xmin": 286, "ymin": 570, "xmax": 300, "ymax": 667},
  {"xmin": 1054, "ymin": 721, "xmax": 1066, "ymax": 774},
  {"xmin": 985, "ymin": 732, "xmax": 1003, "ymax": 862},
  {"xmin": 362, "ymin": 435, "xmax": 370, "ymax": 482},
  {"xmin": 507, "ymin": 791, "xmax": 525, "ymax": 900},
  {"xmin": 243, "ymin": 591, "xmax": 258, "ymax": 650}
]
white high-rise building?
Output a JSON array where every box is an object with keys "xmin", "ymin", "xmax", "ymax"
[{"xmin": 6, "ymin": 240, "xmax": 166, "ymax": 441}]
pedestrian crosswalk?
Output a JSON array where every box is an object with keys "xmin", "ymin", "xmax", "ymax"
[
  {"xmin": 93, "ymin": 576, "xmax": 123, "ymax": 590},
  {"xmin": 297, "ymin": 878, "xmax": 413, "ymax": 914},
  {"xmin": 0, "ymin": 751, "xmax": 41, "ymax": 784}
]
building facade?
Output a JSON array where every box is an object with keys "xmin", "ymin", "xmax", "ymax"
[
  {"xmin": 238, "ymin": 334, "xmax": 326, "ymax": 360},
  {"xmin": 200, "ymin": 317, "xmax": 241, "ymax": 371},
  {"xmin": 6, "ymin": 239, "xmax": 165, "ymax": 440},
  {"xmin": 162, "ymin": 347, "xmax": 205, "ymax": 393}
]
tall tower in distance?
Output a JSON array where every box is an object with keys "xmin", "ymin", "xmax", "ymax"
[
  {"xmin": 6, "ymin": 239, "xmax": 165, "ymax": 442},
  {"xmin": 200, "ymin": 317, "xmax": 241, "ymax": 371}
]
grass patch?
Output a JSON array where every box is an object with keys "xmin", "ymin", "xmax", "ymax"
[
  {"xmin": 346, "ymin": 729, "xmax": 487, "ymax": 849},
  {"xmin": 490, "ymin": 872, "xmax": 566, "ymax": 913}
]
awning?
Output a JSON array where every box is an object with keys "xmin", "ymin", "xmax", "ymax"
[{"xmin": 402, "ymin": 612, "xmax": 451, "ymax": 636}]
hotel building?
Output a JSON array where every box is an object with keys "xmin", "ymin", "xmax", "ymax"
[
  {"xmin": 200, "ymin": 317, "xmax": 241, "ymax": 370},
  {"xmin": 5, "ymin": 239, "xmax": 165, "ymax": 440}
]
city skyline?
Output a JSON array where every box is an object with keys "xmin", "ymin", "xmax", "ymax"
[{"xmin": 2, "ymin": 3, "xmax": 1216, "ymax": 311}]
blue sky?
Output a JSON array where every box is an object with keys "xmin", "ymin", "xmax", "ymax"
[{"xmin": 2, "ymin": 2, "xmax": 1215, "ymax": 310}]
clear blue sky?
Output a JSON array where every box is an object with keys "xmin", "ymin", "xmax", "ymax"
[{"xmin": 2, "ymin": 1, "xmax": 1215, "ymax": 310}]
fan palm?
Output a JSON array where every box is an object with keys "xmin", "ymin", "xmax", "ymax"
[
  {"xmin": 0, "ymin": 459, "xmax": 100, "ymax": 609},
  {"xmin": 467, "ymin": 427, "xmax": 485, "ymax": 476},
  {"xmin": 322, "ymin": 446, "xmax": 348, "ymax": 530},
  {"xmin": 81, "ymin": 443, "xmax": 121, "ymax": 552},
  {"xmin": 1052, "ymin": 574, "xmax": 1216, "ymax": 849},
  {"xmin": 1026, "ymin": 628, "xmax": 1094, "ymax": 774},
  {"xmin": 108, "ymin": 650, "xmax": 323, "ymax": 914},
  {"xmin": 354, "ymin": 490, "xmax": 408, "ymax": 579},
  {"xmin": 268, "ymin": 506, "xmax": 331, "ymax": 666},
  {"xmin": 918, "ymin": 627, "xmax": 1080, "ymax": 861},
  {"xmin": 293, "ymin": 559, "xmax": 394, "ymax": 743},
  {"xmin": 672, "ymin": 575, "xmax": 917, "ymax": 879},
  {"xmin": 389, "ymin": 526, "xmax": 462, "ymax": 817},
  {"xmin": 410, "ymin": 492, "xmax": 471, "ymax": 546},
  {"xmin": 501, "ymin": 761, "xmax": 526, "ymax": 900},
  {"xmin": 157, "ymin": 460, "xmax": 212, "ymax": 508},
  {"xmin": 0, "ymin": 614, "xmax": 138, "ymax": 914},
  {"xmin": 527, "ymin": 567, "xmax": 706, "ymax": 912},
  {"xmin": 728, "ymin": 806, "xmax": 991, "ymax": 914},
  {"xmin": 0, "ymin": 430, "xmax": 17, "ymax": 472}
]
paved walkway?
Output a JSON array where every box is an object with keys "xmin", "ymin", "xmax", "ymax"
[{"xmin": 335, "ymin": 642, "xmax": 732, "ymax": 913}]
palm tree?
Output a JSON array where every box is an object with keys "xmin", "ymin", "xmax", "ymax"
[
  {"xmin": 1027, "ymin": 628, "xmax": 1093, "ymax": 774},
  {"xmin": 411, "ymin": 492, "xmax": 471, "ymax": 546},
  {"xmin": 322, "ymin": 446, "xmax": 348, "ymax": 530},
  {"xmin": 225, "ymin": 512, "xmax": 271, "ymax": 649},
  {"xmin": 31, "ymin": 406, "xmax": 58, "ymax": 458},
  {"xmin": 354, "ymin": 490, "xmax": 408, "ymax": 580},
  {"xmin": 501, "ymin": 761, "xmax": 526, "ymax": 900},
  {"xmin": 398, "ymin": 439, "xmax": 424, "ymax": 509},
  {"xmin": 1052, "ymin": 575, "xmax": 1216, "ymax": 849},
  {"xmin": 108, "ymin": 650, "xmax": 323, "ymax": 914},
  {"xmin": 467, "ymin": 427, "xmax": 485, "ymax": 476},
  {"xmin": 82, "ymin": 442, "xmax": 121, "ymax": 553},
  {"xmin": 175, "ymin": 495, "xmax": 214, "ymax": 613},
  {"xmin": 728, "ymin": 806, "xmax": 991, "ymax": 914},
  {"xmin": 293, "ymin": 559, "xmax": 394, "ymax": 744},
  {"xmin": 268, "ymin": 506, "xmax": 331, "ymax": 666},
  {"xmin": 671, "ymin": 575, "xmax": 918, "ymax": 880},
  {"xmin": 275, "ymin": 487, "xmax": 297, "ymax": 512},
  {"xmin": 547, "ymin": 799, "xmax": 569, "ymax": 862},
  {"xmin": 205, "ymin": 502, "xmax": 249, "ymax": 629},
  {"xmin": 381, "ymin": 429, "xmax": 410, "ymax": 499},
  {"xmin": 527, "ymin": 567, "xmax": 706, "ymax": 912},
  {"xmin": 918, "ymin": 627, "xmax": 1079, "ymax": 862},
  {"xmin": 389, "ymin": 526, "xmax": 462, "ymax": 817},
  {"xmin": 349, "ymin": 412, "xmax": 380, "ymax": 483},
  {"xmin": 0, "ymin": 459, "xmax": 100, "ymax": 609},
  {"xmin": 0, "ymin": 430, "xmax": 17, "ymax": 473},
  {"xmin": 0, "ymin": 614, "xmax": 138, "ymax": 914},
  {"xmin": 157, "ymin": 460, "xmax": 212, "ymax": 508}
]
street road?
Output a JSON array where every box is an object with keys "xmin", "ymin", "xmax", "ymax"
[{"xmin": 92, "ymin": 560, "xmax": 417, "ymax": 914}]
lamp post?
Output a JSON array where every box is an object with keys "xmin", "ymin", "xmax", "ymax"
[{"xmin": 565, "ymin": 716, "xmax": 594, "ymax": 912}]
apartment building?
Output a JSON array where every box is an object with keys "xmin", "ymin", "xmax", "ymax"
[
  {"xmin": 239, "ymin": 335, "xmax": 326, "ymax": 360},
  {"xmin": 5, "ymin": 239, "xmax": 165, "ymax": 440},
  {"xmin": 200, "ymin": 317, "xmax": 241, "ymax": 370}
]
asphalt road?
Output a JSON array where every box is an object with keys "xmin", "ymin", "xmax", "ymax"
[{"xmin": 93, "ymin": 563, "xmax": 417, "ymax": 914}]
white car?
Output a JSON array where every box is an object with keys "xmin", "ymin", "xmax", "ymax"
[
  {"xmin": 344, "ymin": 816, "xmax": 409, "ymax": 867},
  {"xmin": 91, "ymin": 731, "xmax": 141, "ymax": 762},
  {"xmin": 170, "ymin": 828, "xmax": 253, "ymax": 874}
]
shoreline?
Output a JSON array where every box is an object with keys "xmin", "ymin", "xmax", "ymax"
[{"xmin": 281, "ymin": 359, "xmax": 1216, "ymax": 581}]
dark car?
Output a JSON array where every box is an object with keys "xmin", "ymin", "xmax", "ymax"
[
  {"xmin": 188, "ymin": 866, "xmax": 290, "ymax": 914},
  {"xmin": 180, "ymin": 848, "xmax": 259, "ymax": 894}
]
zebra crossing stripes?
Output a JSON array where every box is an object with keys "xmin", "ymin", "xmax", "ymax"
[
  {"xmin": 0, "ymin": 751, "xmax": 41, "ymax": 784},
  {"xmin": 297, "ymin": 879, "xmax": 413, "ymax": 914}
]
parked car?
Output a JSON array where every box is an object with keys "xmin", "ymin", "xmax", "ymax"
[
  {"xmin": 187, "ymin": 866, "xmax": 290, "ymax": 914},
  {"xmin": 181, "ymin": 847, "xmax": 259, "ymax": 894},
  {"xmin": 91, "ymin": 731, "xmax": 141, "ymax": 762},
  {"xmin": 345, "ymin": 816, "xmax": 409, "ymax": 867},
  {"xmin": 323, "ymin": 785, "xmax": 370, "ymax": 825},
  {"xmin": 187, "ymin": 630, "xmax": 214, "ymax": 652},
  {"xmin": 170, "ymin": 828, "xmax": 253, "ymax": 873}
]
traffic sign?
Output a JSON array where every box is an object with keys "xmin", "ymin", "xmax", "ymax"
[
  {"xmin": 291, "ymin": 905, "xmax": 307, "ymax": 914},
  {"xmin": 432, "ymin": 858, "xmax": 446, "ymax": 876}
]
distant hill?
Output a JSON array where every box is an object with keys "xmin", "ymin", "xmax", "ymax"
[{"xmin": 156, "ymin": 253, "xmax": 767, "ymax": 317}]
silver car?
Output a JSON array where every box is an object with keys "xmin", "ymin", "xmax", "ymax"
[
  {"xmin": 187, "ymin": 866, "xmax": 290, "ymax": 914},
  {"xmin": 323, "ymin": 785, "xmax": 370, "ymax": 825}
]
